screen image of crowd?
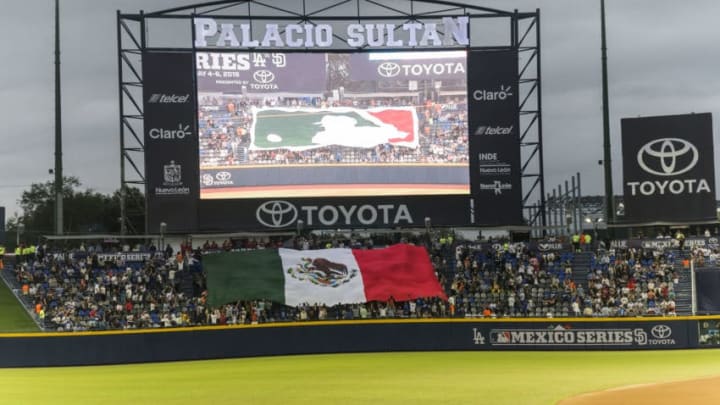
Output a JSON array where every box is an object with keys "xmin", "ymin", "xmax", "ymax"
[
  {"xmin": 198, "ymin": 93, "xmax": 468, "ymax": 167},
  {"xmin": 3, "ymin": 231, "xmax": 711, "ymax": 332},
  {"xmin": 198, "ymin": 53, "xmax": 468, "ymax": 168}
]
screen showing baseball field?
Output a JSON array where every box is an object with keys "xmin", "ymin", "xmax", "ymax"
[{"xmin": 196, "ymin": 51, "xmax": 469, "ymax": 199}]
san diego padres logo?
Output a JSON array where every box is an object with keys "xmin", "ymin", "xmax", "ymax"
[{"xmin": 287, "ymin": 257, "xmax": 358, "ymax": 287}]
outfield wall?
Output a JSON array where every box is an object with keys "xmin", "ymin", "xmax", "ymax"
[{"xmin": 2, "ymin": 317, "xmax": 719, "ymax": 367}]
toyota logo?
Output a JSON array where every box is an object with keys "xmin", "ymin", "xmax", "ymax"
[
  {"xmin": 216, "ymin": 171, "xmax": 231, "ymax": 181},
  {"xmin": 637, "ymin": 138, "xmax": 698, "ymax": 176},
  {"xmin": 650, "ymin": 324, "xmax": 672, "ymax": 339},
  {"xmin": 256, "ymin": 200, "xmax": 298, "ymax": 228},
  {"xmin": 377, "ymin": 62, "xmax": 401, "ymax": 78},
  {"xmin": 253, "ymin": 70, "xmax": 275, "ymax": 84}
]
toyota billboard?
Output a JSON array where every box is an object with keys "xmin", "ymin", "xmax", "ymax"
[{"xmin": 621, "ymin": 113, "xmax": 716, "ymax": 224}]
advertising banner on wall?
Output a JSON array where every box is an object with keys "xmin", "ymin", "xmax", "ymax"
[
  {"xmin": 348, "ymin": 52, "xmax": 467, "ymax": 81},
  {"xmin": 199, "ymin": 195, "xmax": 472, "ymax": 231},
  {"xmin": 469, "ymin": 320, "xmax": 688, "ymax": 350},
  {"xmin": 467, "ymin": 49, "xmax": 522, "ymax": 225},
  {"xmin": 621, "ymin": 113, "xmax": 716, "ymax": 224},
  {"xmin": 143, "ymin": 51, "xmax": 199, "ymax": 233},
  {"xmin": 196, "ymin": 52, "xmax": 327, "ymax": 94},
  {"xmin": 696, "ymin": 269, "xmax": 720, "ymax": 314}
]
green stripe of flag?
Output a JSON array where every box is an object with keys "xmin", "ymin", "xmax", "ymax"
[{"xmin": 204, "ymin": 250, "xmax": 285, "ymax": 307}]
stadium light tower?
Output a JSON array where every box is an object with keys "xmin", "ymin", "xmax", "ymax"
[
  {"xmin": 16, "ymin": 223, "xmax": 25, "ymax": 247},
  {"xmin": 54, "ymin": 0, "xmax": 64, "ymax": 235},
  {"xmin": 600, "ymin": 0, "xmax": 615, "ymax": 228}
]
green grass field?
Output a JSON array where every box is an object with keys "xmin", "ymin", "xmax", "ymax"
[
  {"xmin": 0, "ymin": 278, "xmax": 38, "ymax": 333},
  {"xmin": 0, "ymin": 349, "xmax": 719, "ymax": 404}
]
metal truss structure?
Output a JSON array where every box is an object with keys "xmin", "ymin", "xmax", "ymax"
[{"xmin": 117, "ymin": 0, "xmax": 544, "ymax": 234}]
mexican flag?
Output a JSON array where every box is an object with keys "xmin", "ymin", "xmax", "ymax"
[
  {"xmin": 250, "ymin": 106, "xmax": 419, "ymax": 150},
  {"xmin": 204, "ymin": 244, "xmax": 446, "ymax": 307}
]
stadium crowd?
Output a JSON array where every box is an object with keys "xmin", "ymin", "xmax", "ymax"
[
  {"xmin": 2, "ymin": 232, "xmax": 701, "ymax": 332},
  {"xmin": 198, "ymin": 93, "xmax": 467, "ymax": 167}
]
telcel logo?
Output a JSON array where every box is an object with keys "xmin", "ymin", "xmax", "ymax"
[
  {"xmin": 475, "ymin": 125, "xmax": 513, "ymax": 136},
  {"xmin": 149, "ymin": 124, "xmax": 192, "ymax": 140},
  {"xmin": 147, "ymin": 94, "xmax": 190, "ymax": 104}
]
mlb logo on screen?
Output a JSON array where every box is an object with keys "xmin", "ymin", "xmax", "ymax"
[{"xmin": 163, "ymin": 161, "xmax": 182, "ymax": 185}]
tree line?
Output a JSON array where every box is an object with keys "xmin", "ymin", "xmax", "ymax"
[{"xmin": 4, "ymin": 177, "xmax": 145, "ymax": 245}]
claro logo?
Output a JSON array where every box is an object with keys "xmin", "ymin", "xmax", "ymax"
[
  {"xmin": 637, "ymin": 138, "xmax": 698, "ymax": 176},
  {"xmin": 472, "ymin": 85, "xmax": 513, "ymax": 101},
  {"xmin": 149, "ymin": 124, "xmax": 192, "ymax": 140}
]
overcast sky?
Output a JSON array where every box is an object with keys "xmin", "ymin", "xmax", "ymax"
[{"xmin": 1, "ymin": 0, "xmax": 719, "ymax": 220}]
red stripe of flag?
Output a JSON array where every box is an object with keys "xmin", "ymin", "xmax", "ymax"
[{"xmin": 352, "ymin": 244, "xmax": 447, "ymax": 302}]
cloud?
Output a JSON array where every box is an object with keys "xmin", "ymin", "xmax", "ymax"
[{"xmin": 1, "ymin": 0, "xmax": 719, "ymax": 226}]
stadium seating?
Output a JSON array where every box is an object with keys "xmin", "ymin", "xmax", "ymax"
[{"xmin": 0, "ymin": 234, "xmax": 694, "ymax": 332}]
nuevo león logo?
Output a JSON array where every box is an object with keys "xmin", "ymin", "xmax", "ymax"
[
  {"xmin": 479, "ymin": 181, "xmax": 512, "ymax": 195},
  {"xmin": 156, "ymin": 161, "xmax": 190, "ymax": 196},
  {"xmin": 163, "ymin": 161, "xmax": 181, "ymax": 185}
]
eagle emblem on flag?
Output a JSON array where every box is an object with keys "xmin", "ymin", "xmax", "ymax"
[{"xmin": 287, "ymin": 257, "xmax": 358, "ymax": 287}]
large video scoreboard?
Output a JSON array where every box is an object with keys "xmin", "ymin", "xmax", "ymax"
[{"xmin": 138, "ymin": 12, "xmax": 527, "ymax": 232}]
